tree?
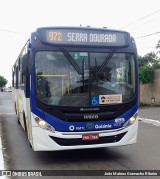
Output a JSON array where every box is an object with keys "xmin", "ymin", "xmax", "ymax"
[
  {"xmin": 139, "ymin": 65, "xmax": 154, "ymax": 84},
  {"xmin": 153, "ymin": 40, "xmax": 160, "ymax": 68},
  {"xmin": 0, "ymin": 75, "xmax": 8, "ymax": 87},
  {"xmin": 138, "ymin": 52, "xmax": 158, "ymax": 67},
  {"xmin": 152, "ymin": 61, "xmax": 160, "ymax": 69},
  {"xmin": 138, "ymin": 55, "xmax": 146, "ymax": 68},
  {"xmin": 156, "ymin": 40, "xmax": 160, "ymax": 54},
  {"xmin": 138, "ymin": 50, "xmax": 160, "ymax": 84},
  {"xmin": 144, "ymin": 52, "xmax": 158, "ymax": 65}
]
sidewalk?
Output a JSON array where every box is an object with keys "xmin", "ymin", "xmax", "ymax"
[{"xmin": 139, "ymin": 107, "xmax": 160, "ymax": 121}]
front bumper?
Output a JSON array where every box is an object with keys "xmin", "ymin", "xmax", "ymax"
[{"xmin": 31, "ymin": 120, "xmax": 138, "ymax": 151}]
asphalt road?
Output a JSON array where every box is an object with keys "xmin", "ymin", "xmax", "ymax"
[{"xmin": 0, "ymin": 92, "xmax": 160, "ymax": 179}]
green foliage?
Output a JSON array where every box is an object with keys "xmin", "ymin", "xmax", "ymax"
[
  {"xmin": 0, "ymin": 75, "xmax": 8, "ymax": 87},
  {"xmin": 152, "ymin": 61, "xmax": 160, "ymax": 69},
  {"xmin": 138, "ymin": 52, "xmax": 158, "ymax": 68},
  {"xmin": 156, "ymin": 40, "xmax": 160, "ymax": 49},
  {"xmin": 139, "ymin": 65, "xmax": 154, "ymax": 84},
  {"xmin": 156, "ymin": 40, "xmax": 160, "ymax": 55},
  {"xmin": 138, "ymin": 56, "xmax": 146, "ymax": 68},
  {"xmin": 138, "ymin": 48, "xmax": 160, "ymax": 84},
  {"xmin": 117, "ymin": 77, "xmax": 125, "ymax": 82},
  {"xmin": 144, "ymin": 52, "xmax": 158, "ymax": 64}
]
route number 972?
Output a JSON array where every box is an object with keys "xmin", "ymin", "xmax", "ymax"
[{"xmin": 49, "ymin": 31, "xmax": 62, "ymax": 41}]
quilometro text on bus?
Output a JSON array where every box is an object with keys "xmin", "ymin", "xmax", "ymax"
[{"xmin": 12, "ymin": 26, "xmax": 139, "ymax": 151}]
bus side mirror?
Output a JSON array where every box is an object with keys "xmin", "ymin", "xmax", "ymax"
[{"xmin": 22, "ymin": 54, "xmax": 32, "ymax": 75}]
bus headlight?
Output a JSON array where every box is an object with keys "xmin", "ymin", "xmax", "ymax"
[
  {"xmin": 39, "ymin": 120, "xmax": 46, "ymax": 127},
  {"xmin": 38, "ymin": 119, "xmax": 55, "ymax": 132},
  {"xmin": 123, "ymin": 113, "xmax": 138, "ymax": 128},
  {"xmin": 33, "ymin": 115, "xmax": 55, "ymax": 133}
]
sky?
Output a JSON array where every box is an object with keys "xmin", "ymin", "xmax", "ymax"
[{"xmin": 0, "ymin": 0, "xmax": 160, "ymax": 86}]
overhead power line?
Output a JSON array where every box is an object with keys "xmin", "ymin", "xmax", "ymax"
[
  {"xmin": 120, "ymin": 9, "xmax": 160, "ymax": 29},
  {"xmin": 0, "ymin": 29, "xmax": 26, "ymax": 35},
  {"xmin": 136, "ymin": 31, "xmax": 160, "ymax": 39},
  {"xmin": 143, "ymin": 16, "xmax": 160, "ymax": 25}
]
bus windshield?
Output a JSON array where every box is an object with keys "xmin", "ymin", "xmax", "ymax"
[{"xmin": 35, "ymin": 50, "xmax": 135, "ymax": 107}]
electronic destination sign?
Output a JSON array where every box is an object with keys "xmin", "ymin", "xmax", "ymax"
[{"xmin": 38, "ymin": 28, "xmax": 129, "ymax": 47}]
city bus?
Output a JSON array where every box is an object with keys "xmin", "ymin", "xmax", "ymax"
[{"xmin": 12, "ymin": 26, "xmax": 139, "ymax": 151}]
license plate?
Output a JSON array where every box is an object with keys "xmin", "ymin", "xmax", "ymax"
[{"xmin": 82, "ymin": 133, "xmax": 99, "ymax": 140}]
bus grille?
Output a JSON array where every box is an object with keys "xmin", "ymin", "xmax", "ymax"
[{"xmin": 49, "ymin": 132, "xmax": 127, "ymax": 146}]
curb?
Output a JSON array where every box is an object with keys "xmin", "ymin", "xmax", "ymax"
[
  {"xmin": 0, "ymin": 118, "xmax": 6, "ymax": 179},
  {"xmin": 0, "ymin": 137, "xmax": 4, "ymax": 170},
  {"xmin": 0, "ymin": 136, "xmax": 6, "ymax": 179}
]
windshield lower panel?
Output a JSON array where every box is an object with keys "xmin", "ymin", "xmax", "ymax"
[{"xmin": 35, "ymin": 51, "xmax": 136, "ymax": 107}]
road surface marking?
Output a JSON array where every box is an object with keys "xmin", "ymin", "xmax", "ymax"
[{"xmin": 139, "ymin": 118, "xmax": 160, "ymax": 127}]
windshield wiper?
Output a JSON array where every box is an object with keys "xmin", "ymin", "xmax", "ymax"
[
  {"xmin": 95, "ymin": 58, "xmax": 98, "ymax": 94},
  {"xmin": 98, "ymin": 49, "xmax": 115, "ymax": 74},
  {"xmin": 60, "ymin": 48, "xmax": 82, "ymax": 74}
]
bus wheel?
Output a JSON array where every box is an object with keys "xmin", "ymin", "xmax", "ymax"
[
  {"xmin": 23, "ymin": 115, "xmax": 32, "ymax": 148},
  {"xmin": 23, "ymin": 113, "xmax": 27, "ymax": 133},
  {"xmin": 18, "ymin": 119, "xmax": 20, "ymax": 124}
]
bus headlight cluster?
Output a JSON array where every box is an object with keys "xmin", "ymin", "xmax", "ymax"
[
  {"xmin": 123, "ymin": 113, "xmax": 138, "ymax": 128},
  {"xmin": 34, "ymin": 115, "xmax": 55, "ymax": 133}
]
